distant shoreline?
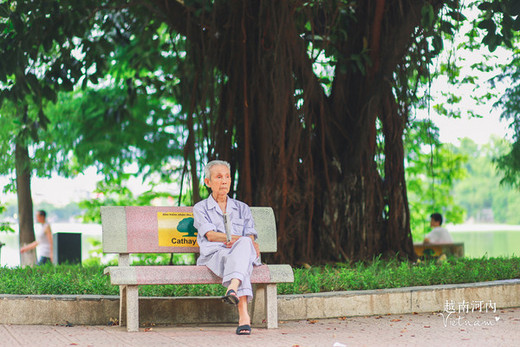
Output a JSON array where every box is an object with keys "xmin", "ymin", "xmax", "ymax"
[{"xmin": 448, "ymin": 223, "xmax": 520, "ymax": 232}]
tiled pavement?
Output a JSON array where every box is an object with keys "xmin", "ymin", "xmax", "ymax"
[{"xmin": 1, "ymin": 307, "xmax": 518, "ymax": 346}]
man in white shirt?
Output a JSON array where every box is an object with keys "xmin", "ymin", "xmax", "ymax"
[
  {"xmin": 20, "ymin": 210, "xmax": 53, "ymax": 265},
  {"xmin": 424, "ymin": 213, "xmax": 453, "ymax": 244}
]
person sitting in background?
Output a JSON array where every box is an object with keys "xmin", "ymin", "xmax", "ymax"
[
  {"xmin": 20, "ymin": 210, "xmax": 53, "ymax": 265},
  {"xmin": 424, "ymin": 213, "xmax": 453, "ymax": 244}
]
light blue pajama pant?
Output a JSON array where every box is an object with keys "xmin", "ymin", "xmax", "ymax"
[{"xmin": 204, "ymin": 237, "xmax": 259, "ymax": 301}]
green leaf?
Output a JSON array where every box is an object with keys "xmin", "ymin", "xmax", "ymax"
[
  {"xmin": 482, "ymin": 32, "xmax": 499, "ymax": 51},
  {"xmin": 318, "ymin": 77, "xmax": 331, "ymax": 85},
  {"xmin": 440, "ymin": 20, "xmax": 455, "ymax": 35},
  {"xmin": 478, "ymin": 19, "xmax": 496, "ymax": 32},
  {"xmin": 447, "ymin": 10, "xmax": 466, "ymax": 22},
  {"xmin": 477, "ymin": 2, "xmax": 493, "ymax": 11}
]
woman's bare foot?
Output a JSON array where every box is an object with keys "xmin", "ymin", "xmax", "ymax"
[
  {"xmin": 227, "ymin": 278, "xmax": 240, "ymax": 293},
  {"xmin": 237, "ymin": 296, "xmax": 251, "ymax": 334},
  {"xmin": 223, "ymin": 278, "xmax": 241, "ymax": 305}
]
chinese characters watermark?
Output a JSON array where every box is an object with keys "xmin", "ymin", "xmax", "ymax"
[{"xmin": 440, "ymin": 299, "xmax": 501, "ymax": 327}]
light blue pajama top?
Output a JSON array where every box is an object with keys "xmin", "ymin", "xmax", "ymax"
[{"xmin": 193, "ymin": 195, "xmax": 259, "ymax": 266}]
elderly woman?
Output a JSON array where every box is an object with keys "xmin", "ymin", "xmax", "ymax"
[{"xmin": 193, "ymin": 160, "xmax": 261, "ymax": 335}]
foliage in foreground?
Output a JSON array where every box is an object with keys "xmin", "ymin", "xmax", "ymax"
[{"xmin": 0, "ymin": 256, "xmax": 518, "ymax": 297}]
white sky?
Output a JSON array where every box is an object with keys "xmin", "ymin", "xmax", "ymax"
[
  {"xmin": 0, "ymin": 167, "xmax": 102, "ymax": 207},
  {"xmin": 426, "ymin": 110, "xmax": 511, "ymax": 145}
]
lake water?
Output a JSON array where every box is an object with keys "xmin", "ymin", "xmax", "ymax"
[
  {"xmin": 448, "ymin": 224, "xmax": 520, "ymax": 258},
  {"xmin": 1, "ymin": 223, "xmax": 520, "ymax": 267}
]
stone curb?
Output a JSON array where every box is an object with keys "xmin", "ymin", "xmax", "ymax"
[
  {"xmin": 278, "ymin": 279, "xmax": 520, "ymax": 320},
  {"xmin": 1, "ymin": 279, "xmax": 519, "ymax": 326}
]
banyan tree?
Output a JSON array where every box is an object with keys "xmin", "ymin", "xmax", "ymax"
[{"xmin": 142, "ymin": 0, "xmax": 452, "ymax": 264}]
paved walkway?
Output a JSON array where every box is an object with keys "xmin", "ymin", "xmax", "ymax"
[{"xmin": 1, "ymin": 307, "xmax": 518, "ymax": 346}]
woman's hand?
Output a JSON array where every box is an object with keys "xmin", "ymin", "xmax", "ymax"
[
  {"xmin": 225, "ymin": 236, "xmax": 260, "ymax": 258},
  {"xmin": 224, "ymin": 235, "xmax": 241, "ymax": 248},
  {"xmin": 252, "ymin": 240, "xmax": 260, "ymax": 258},
  {"xmin": 224, "ymin": 236, "xmax": 260, "ymax": 257}
]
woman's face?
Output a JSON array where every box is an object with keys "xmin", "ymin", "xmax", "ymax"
[{"xmin": 205, "ymin": 164, "xmax": 231, "ymax": 197}]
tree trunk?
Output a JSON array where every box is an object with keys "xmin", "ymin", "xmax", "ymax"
[
  {"xmin": 380, "ymin": 82, "xmax": 415, "ymax": 258},
  {"xmin": 15, "ymin": 139, "xmax": 36, "ymax": 267}
]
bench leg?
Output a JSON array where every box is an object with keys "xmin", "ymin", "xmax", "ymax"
[
  {"xmin": 126, "ymin": 285, "xmax": 139, "ymax": 332},
  {"xmin": 252, "ymin": 284, "xmax": 279, "ymax": 328},
  {"xmin": 119, "ymin": 285, "xmax": 127, "ymax": 327},
  {"xmin": 265, "ymin": 284, "xmax": 278, "ymax": 329},
  {"xmin": 117, "ymin": 254, "xmax": 132, "ymax": 328},
  {"xmin": 251, "ymin": 284, "xmax": 265, "ymax": 326}
]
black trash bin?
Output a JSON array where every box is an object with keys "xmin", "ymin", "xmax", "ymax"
[{"xmin": 53, "ymin": 232, "xmax": 82, "ymax": 265}]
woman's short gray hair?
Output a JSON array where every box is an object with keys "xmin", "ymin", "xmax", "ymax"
[{"xmin": 204, "ymin": 160, "xmax": 231, "ymax": 180}]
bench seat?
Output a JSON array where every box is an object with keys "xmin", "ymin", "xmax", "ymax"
[{"xmin": 104, "ymin": 264, "xmax": 294, "ymax": 285}]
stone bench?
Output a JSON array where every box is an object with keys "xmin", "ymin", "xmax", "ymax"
[{"xmin": 101, "ymin": 206, "xmax": 294, "ymax": 332}]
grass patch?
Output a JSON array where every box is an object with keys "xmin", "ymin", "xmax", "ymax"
[
  {"xmin": 278, "ymin": 256, "xmax": 520, "ymax": 294},
  {"xmin": 0, "ymin": 256, "xmax": 518, "ymax": 297}
]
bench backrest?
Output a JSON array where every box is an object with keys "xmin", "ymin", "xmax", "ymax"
[{"xmin": 101, "ymin": 206, "xmax": 277, "ymax": 254}]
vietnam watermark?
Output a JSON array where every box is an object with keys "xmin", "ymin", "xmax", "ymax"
[{"xmin": 440, "ymin": 299, "xmax": 501, "ymax": 327}]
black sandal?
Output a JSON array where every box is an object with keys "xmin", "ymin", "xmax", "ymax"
[
  {"xmin": 236, "ymin": 324, "xmax": 251, "ymax": 335},
  {"xmin": 222, "ymin": 289, "xmax": 239, "ymax": 305}
]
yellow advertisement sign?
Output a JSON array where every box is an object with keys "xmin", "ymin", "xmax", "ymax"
[{"xmin": 157, "ymin": 212, "xmax": 198, "ymax": 247}]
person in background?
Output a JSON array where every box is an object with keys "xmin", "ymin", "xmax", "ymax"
[
  {"xmin": 20, "ymin": 210, "xmax": 53, "ymax": 265},
  {"xmin": 424, "ymin": 212, "xmax": 453, "ymax": 244}
]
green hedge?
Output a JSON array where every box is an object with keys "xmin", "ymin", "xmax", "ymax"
[
  {"xmin": 0, "ymin": 256, "xmax": 518, "ymax": 297},
  {"xmin": 278, "ymin": 256, "xmax": 520, "ymax": 294}
]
